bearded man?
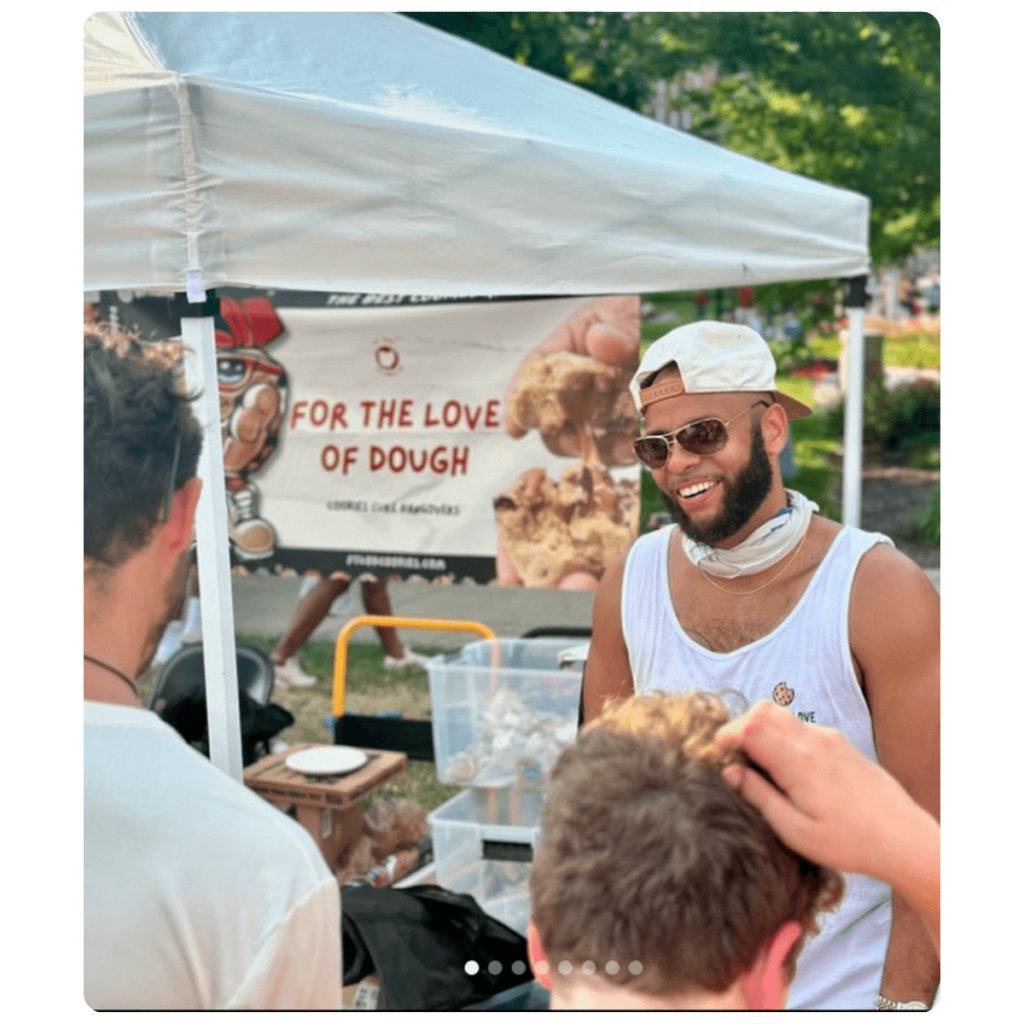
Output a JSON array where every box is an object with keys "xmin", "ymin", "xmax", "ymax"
[{"xmin": 584, "ymin": 321, "xmax": 939, "ymax": 1011}]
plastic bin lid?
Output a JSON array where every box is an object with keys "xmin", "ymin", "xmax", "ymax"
[{"xmin": 557, "ymin": 641, "xmax": 590, "ymax": 668}]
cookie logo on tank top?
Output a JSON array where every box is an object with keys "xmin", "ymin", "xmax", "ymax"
[{"xmin": 772, "ymin": 682, "xmax": 795, "ymax": 707}]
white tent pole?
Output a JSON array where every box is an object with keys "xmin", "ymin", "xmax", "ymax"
[
  {"xmin": 842, "ymin": 276, "xmax": 868, "ymax": 528},
  {"xmin": 181, "ymin": 301, "xmax": 244, "ymax": 784}
]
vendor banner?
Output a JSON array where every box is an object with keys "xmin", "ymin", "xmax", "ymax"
[{"xmin": 90, "ymin": 290, "xmax": 641, "ymax": 587}]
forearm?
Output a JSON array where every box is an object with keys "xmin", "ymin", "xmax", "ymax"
[
  {"xmin": 875, "ymin": 781, "xmax": 940, "ymax": 1000},
  {"xmin": 877, "ymin": 809, "xmax": 940, "ymax": 958},
  {"xmin": 878, "ymin": 890, "xmax": 940, "ymax": 1004}
]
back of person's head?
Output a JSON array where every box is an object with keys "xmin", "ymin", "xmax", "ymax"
[
  {"xmin": 84, "ymin": 321, "xmax": 202, "ymax": 572},
  {"xmin": 529, "ymin": 691, "xmax": 843, "ymax": 1008}
]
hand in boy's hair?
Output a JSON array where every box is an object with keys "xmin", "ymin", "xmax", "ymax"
[{"xmin": 713, "ymin": 699, "xmax": 937, "ymax": 884}]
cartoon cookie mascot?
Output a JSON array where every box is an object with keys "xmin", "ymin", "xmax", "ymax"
[{"xmin": 216, "ymin": 297, "xmax": 288, "ymax": 562}]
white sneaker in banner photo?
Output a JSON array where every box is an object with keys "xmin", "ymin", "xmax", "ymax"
[
  {"xmin": 273, "ymin": 656, "xmax": 318, "ymax": 688},
  {"xmin": 383, "ymin": 649, "xmax": 431, "ymax": 671}
]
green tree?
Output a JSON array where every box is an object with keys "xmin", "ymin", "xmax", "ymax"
[{"xmin": 671, "ymin": 13, "xmax": 939, "ymax": 265}]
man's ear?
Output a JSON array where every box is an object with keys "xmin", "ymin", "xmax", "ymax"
[
  {"xmin": 761, "ymin": 402, "xmax": 789, "ymax": 457},
  {"xmin": 527, "ymin": 920, "xmax": 553, "ymax": 991},
  {"xmin": 736, "ymin": 919, "xmax": 804, "ymax": 1010},
  {"xmin": 162, "ymin": 477, "xmax": 202, "ymax": 561}
]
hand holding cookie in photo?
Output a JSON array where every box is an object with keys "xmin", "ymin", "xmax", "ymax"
[{"xmin": 504, "ymin": 296, "xmax": 641, "ymax": 465}]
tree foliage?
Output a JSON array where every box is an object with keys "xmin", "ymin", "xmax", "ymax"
[{"xmin": 405, "ymin": 12, "xmax": 938, "ymax": 266}]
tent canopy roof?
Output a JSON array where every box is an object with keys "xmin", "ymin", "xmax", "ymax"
[{"xmin": 85, "ymin": 11, "xmax": 870, "ymax": 297}]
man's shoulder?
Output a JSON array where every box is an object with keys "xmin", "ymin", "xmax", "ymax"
[
  {"xmin": 623, "ymin": 524, "xmax": 669, "ymax": 572},
  {"xmin": 848, "ymin": 537, "xmax": 939, "ymax": 652},
  {"xmin": 806, "ymin": 518, "xmax": 932, "ymax": 600},
  {"xmin": 851, "ymin": 538, "xmax": 933, "ymax": 595},
  {"xmin": 807, "ymin": 517, "xmax": 899, "ymax": 571},
  {"xmin": 596, "ymin": 526, "xmax": 662, "ymax": 606},
  {"xmin": 86, "ymin": 709, "xmax": 333, "ymax": 884}
]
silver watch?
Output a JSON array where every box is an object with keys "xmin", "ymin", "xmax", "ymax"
[{"xmin": 875, "ymin": 996, "xmax": 929, "ymax": 1010}]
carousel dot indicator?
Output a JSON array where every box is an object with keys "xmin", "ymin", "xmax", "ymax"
[
  {"xmin": 512, "ymin": 961, "xmax": 527, "ymax": 976},
  {"xmin": 488, "ymin": 960, "xmax": 502, "ymax": 975},
  {"xmin": 629, "ymin": 960, "xmax": 644, "ymax": 976},
  {"xmin": 582, "ymin": 961, "xmax": 596, "ymax": 976},
  {"xmin": 559, "ymin": 960, "xmax": 573, "ymax": 976},
  {"xmin": 606, "ymin": 961, "xmax": 620, "ymax": 975},
  {"xmin": 464, "ymin": 960, "xmax": 480, "ymax": 976}
]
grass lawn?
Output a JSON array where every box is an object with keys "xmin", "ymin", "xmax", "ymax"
[
  {"xmin": 808, "ymin": 331, "xmax": 940, "ymax": 369},
  {"xmin": 236, "ymin": 635, "xmax": 463, "ymax": 812}
]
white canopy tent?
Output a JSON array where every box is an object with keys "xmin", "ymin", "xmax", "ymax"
[{"xmin": 85, "ymin": 11, "xmax": 871, "ymax": 782}]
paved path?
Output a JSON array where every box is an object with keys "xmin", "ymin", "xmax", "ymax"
[
  {"xmin": 230, "ymin": 564, "xmax": 938, "ymax": 651},
  {"xmin": 231, "ymin": 574, "xmax": 597, "ymax": 650}
]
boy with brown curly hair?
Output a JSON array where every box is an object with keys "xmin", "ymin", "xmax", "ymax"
[{"xmin": 527, "ymin": 691, "xmax": 843, "ymax": 1010}]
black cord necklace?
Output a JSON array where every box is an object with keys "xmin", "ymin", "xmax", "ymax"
[{"xmin": 84, "ymin": 654, "xmax": 141, "ymax": 700}]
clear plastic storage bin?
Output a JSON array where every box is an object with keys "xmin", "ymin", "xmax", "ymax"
[
  {"xmin": 427, "ymin": 787, "xmax": 545, "ymax": 937},
  {"xmin": 427, "ymin": 638, "xmax": 583, "ymax": 788}
]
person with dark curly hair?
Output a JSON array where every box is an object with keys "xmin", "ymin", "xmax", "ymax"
[{"xmin": 84, "ymin": 322, "xmax": 341, "ymax": 1009}]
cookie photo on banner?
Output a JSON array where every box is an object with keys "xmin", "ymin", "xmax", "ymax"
[{"xmin": 496, "ymin": 295, "xmax": 642, "ymax": 589}]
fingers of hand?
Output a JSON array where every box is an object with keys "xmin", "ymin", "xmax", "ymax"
[
  {"xmin": 714, "ymin": 703, "xmax": 846, "ymax": 824},
  {"xmin": 557, "ymin": 571, "xmax": 600, "ymax": 591},
  {"xmin": 722, "ymin": 762, "xmax": 813, "ymax": 855},
  {"xmin": 585, "ymin": 321, "xmax": 639, "ymax": 368},
  {"xmin": 495, "ymin": 545, "xmax": 524, "ymax": 587},
  {"xmin": 711, "ymin": 700, "xmax": 772, "ymax": 754}
]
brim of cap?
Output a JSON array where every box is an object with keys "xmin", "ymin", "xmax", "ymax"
[{"xmin": 776, "ymin": 392, "xmax": 813, "ymax": 420}]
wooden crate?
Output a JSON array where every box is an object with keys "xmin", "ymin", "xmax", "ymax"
[{"xmin": 244, "ymin": 744, "xmax": 407, "ymax": 868}]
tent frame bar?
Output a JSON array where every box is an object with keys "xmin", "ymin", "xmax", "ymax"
[{"xmin": 841, "ymin": 275, "xmax": 868, "ymax": 529}]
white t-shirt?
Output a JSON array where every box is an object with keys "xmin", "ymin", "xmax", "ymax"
[{"xmin": 84, "ymin": 701, "xmax": 341, "ymax": 1009}]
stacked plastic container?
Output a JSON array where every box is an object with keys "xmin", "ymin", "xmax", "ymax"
[{"xmin": 425, "ymin": 638, "xmax": 585, "ymax": 937}]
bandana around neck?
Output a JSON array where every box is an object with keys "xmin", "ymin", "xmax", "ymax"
[{"xmin": 681, "ymin": 489, "xmax": 819, "ymax": 578}]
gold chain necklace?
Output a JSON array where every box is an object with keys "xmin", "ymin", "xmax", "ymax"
[{"xmin": 698, "ymin": 530, "xmax": 808, "ymax": 597}]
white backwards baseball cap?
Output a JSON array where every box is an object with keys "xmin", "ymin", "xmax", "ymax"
[{"xmin": 629, "ymin": 320, "xmax": 813, "ymax": 420}]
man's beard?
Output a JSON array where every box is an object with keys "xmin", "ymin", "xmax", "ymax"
[
  {"xmin": 660, "ymin": 423, "xmax": 774, "ymax": 546},
  {"xmin": 137, "ymin": 548, "xmax": 193, "ymax": 677}
]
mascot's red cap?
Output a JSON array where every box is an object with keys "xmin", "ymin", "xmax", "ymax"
[{"xmin": 216, "ymin": 297, "xmax": 284, "ymax": 349}]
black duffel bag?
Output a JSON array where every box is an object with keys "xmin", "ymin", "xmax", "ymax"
[{"xmin": 342, "ymin": 884, "xmax": 535, "ymax": 1010}]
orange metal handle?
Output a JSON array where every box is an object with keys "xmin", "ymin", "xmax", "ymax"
[{"xmin": 332, "ymin": 615, "xmax": 496, "ymax": 717}]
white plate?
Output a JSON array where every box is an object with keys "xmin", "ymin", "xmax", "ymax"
[{"xmin": 285, "ymin": 746, "xmax": 368, "ymax": 776}]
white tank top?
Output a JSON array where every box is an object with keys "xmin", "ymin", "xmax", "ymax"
[{"xmin": 622, "ymin": 524, "xmax": 895, "ymax": 1010}]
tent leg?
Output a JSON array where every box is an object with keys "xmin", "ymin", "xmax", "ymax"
[
  {"xmin": 842, "ymin": 276, "xmax": 868, "ymax": 529},
  {"xmin": 180, "ymin": 302, "xmax": 244, "ymax": 784}
]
